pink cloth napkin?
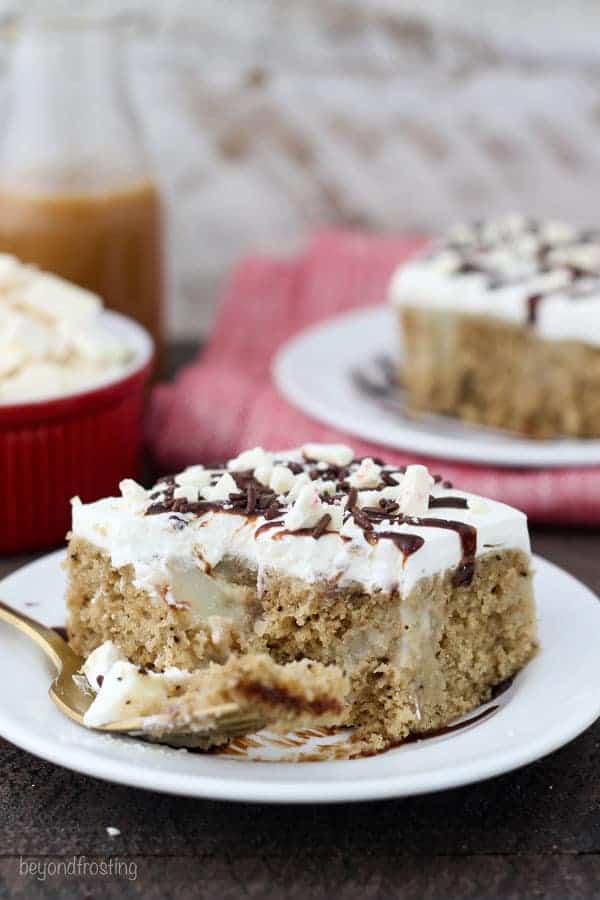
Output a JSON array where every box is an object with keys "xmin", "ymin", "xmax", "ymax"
[{"xmin": 149, "ymin": 230, "xmax": 600, "ymax": 525}]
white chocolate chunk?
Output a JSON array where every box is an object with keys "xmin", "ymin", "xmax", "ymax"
[
  {"xmin": 355, "ymin": 484, "xmax": 408, "ymax": 508},
  {"xmin": 326, "ymin": 498, "xmax": 346, "ymax": 531},
  {"xmin": 270, "ymin": 465, "xmax": 296, "ymax": 495},
  {"xmin": 227, "ymin": 447, "xmax": 274, "ymax": 472},
  {"xmin": 254, "ymin": 464, "xmax": 274, "ymax": 487},
  {"xmin": 397, "ymin": 465, "xmax": 434, "ymax": 517},
  {"xmin": 202, "ymin": 472, "xmax": 238, "ymax": 502},
  {"xmin": 283, "ymin": 484, "xmax": 329, "ymax": 532},
  {"xmin": 173, "ymin": 485, "xmax": 199, "ymax": 503},
  {"xmin": 301, "ymin": 443, "xmax": 353, "ymax": 467},
  {"xmin": 287, "ymin": 472, "xmax": 311, "ymax": 502},
  {"xmin": 175, "ymin": 466, "xmax": 211, "ymax": 488},
  {"xmin": 355, "ymin": 489, "xmax": 382, "ymax": 509},
  {"xmin": 348, "ymin": 458, "xmax": 382, "ymax": 489},
  {"xmin": 119, "ymin": 479, "xmax": 147, "ymax": 507}
]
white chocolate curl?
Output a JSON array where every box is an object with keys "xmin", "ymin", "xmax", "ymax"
[
  {"xmin": 397, "ymin": 465, "xmax": 434, "ymax": 517},
  {"xmin": 301, "ymin": 443, "xmax": 353, "ymax": 467}
]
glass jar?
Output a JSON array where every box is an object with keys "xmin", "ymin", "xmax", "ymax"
[{"xmin": 0, "ymin": 20, "xmax": 163, "ymax": 363}]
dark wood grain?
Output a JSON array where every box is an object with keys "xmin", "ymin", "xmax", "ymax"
[{"xmin": 0, "ymin": 343, "xmax": 599, "ymax": 899}]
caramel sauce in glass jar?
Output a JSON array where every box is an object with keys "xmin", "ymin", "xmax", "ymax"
[
  {"xmin": 0, "ymin": 21, "xmax": 164, "ymax": 364},
  {"xmin": 0, "ymin": 181, "xmax": 163, "ymax": 353}
]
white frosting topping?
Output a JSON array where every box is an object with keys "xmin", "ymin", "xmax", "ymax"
[
  {"xmin": 0, "ymin": 254, "xmax": 135, "ymax": 402},
  {"xmin": 71, "ymin": 445, "xmax": 531, "ymax": 600},
  {"xmin": 389, "ymin": 215, "xmax": 600, "ymax": 347}
]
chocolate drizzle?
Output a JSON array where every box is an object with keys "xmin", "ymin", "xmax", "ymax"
[
  {"xmin": 527, "ymin": 293, "xmax": 542, "ymax": 325},
  {"xmin": 146, "ymin": 468, "xmax": 285, "ymax": 522},
  {"xmin": 273, "ymin": 517, "xmax": 335, "ymax": 541},
  {"xmin": 377, "ymin": 531, "xmax": 425, "ymax": 556},
  {"xmin": 436, "ymin": 218, "xmax": 600, "ymax": 325},
  {"xmin": 411, "ymin": 517, "xmax": 477, "ymax": 586},
  {"xmin": 351, "ymin": 506, "xmax": 476, "ymax": 585},
  {"xmin": 311, "ymin": 513, "xmax": 332, "ymax": 539},
  {"xmin": 254, "ymin": 520, "xmax": 284, "ymax": 538},
  {"xmin": 428, "ymin": 496, "xmax": 468, "ymax": 510},
  {"xmin": 145, "ymin": 456, "xmax": 477, "ymax": 585}
]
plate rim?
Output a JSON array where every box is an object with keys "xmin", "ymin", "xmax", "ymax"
[
  {"xmin": 0, "ymin": 549, "xmax": 599, "ymax": 804},
  {"xmin": 272, "ymin": 306, "xmax": 600, "ymax": 468}
]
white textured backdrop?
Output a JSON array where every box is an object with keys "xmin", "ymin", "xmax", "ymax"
[{"xmin": 2, "ymin": 1, "xmax": 600, "ymax": 336}]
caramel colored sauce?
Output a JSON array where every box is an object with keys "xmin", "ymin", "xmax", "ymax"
[{"xmin": 0, "ymin": 180, "xmax": 163, "ymax": 363}]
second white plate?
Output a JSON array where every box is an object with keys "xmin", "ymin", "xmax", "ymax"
[{"xmin": 272, "ymin": 306, "xmax": 600, "ymax": 468}]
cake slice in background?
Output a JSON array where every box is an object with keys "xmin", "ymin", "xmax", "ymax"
[{"xmin": 389, "ymin": 216, "xmax": 600, "ymax": 438}]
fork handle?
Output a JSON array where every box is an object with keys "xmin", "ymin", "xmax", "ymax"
[{"xmin": 0, "ymin": 598, "xmax": 75, "ymax": 671}]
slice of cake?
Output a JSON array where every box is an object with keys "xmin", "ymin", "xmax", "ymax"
[
  {"xmin": 66, "ymin": 443, "xmax": 537, "ymax": 754},
  {"xmin": 389, "ymin": 215, "xmax": 600, "ymax": 438}
]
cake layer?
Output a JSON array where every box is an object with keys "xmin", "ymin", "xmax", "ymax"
[
  {"xmin": 400, "ymin": 306, "xmax": 600, "ymax": 437},
  {"xmin": 68, "ymin": 538, "xmax": 536, "ymax": 752}
]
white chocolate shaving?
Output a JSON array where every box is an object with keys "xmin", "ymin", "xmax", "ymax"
[
  {"xmin": 301, "ymin": 443, "xmax": 353, "ymax": 467},
  {"xmin": 397, "ymin": 465, "xmax": 434, "ymax": 517},
  {"xmin": 175, "ymin": 466, "xmax": 211, "ymax": 488},
  {"xmin": 284, "ymin": 484, "xmax": 330, "ymax": 532},
  {"xmin": 119, "ymin": 479, "xmax": 147, "ymax": 507},
  {"xmin": 228, "ymin": 447, "xmax": 274, "ymax": 472},
  {"xmin": 202, "ymin": 472, "xmax": 238, "ymax": 502},
  {"xmin": 348, "ymin": 458, "xmax": 382, "ymax": 489}
]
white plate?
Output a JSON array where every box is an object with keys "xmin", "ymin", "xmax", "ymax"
[
  {"xmin": 272, "ymin": 306, "xmax": 600, "ymax": 467},
  {"xmin": 1, "ymin": 550, "xmax": 599, "ymax": 804}
]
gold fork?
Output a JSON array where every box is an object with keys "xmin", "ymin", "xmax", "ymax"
[{"xmin": 0, "ymin": 599, "xmax": 266, "ymax": 749}]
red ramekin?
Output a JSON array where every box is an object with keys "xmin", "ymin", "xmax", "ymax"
[{"xmin": 0, "ymin": 312, "xmax": 154, "ymax": 553}]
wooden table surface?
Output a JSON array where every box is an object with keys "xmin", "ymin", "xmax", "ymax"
[{"xmin": 1, "ymin": 349, "xmax": 599, "ymax": 899}]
